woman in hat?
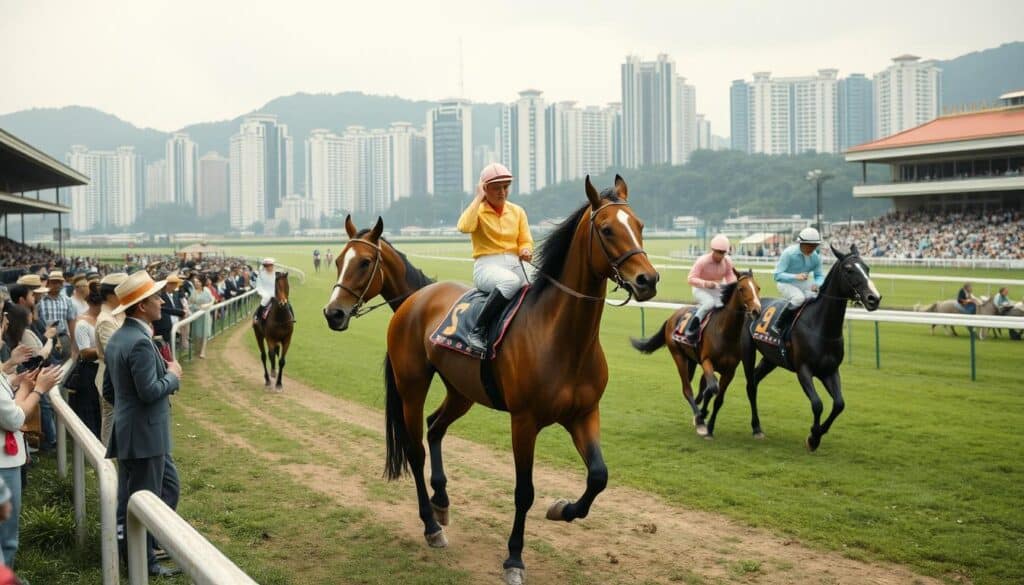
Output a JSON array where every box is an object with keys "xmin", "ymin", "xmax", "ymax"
[{"xmin": 456, "ymin": 162, "xmax": 534, "ymax": 354}]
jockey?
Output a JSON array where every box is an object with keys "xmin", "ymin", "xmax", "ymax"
[
  {"xmin": 771, "ymin": 227, "xmax": 825, "ymax": 336},
  {"xmin": 253, "ymin": 257, "xmax": 295, "ymax": 324},
  {"xmin": 682, "ymin": 234, "xmax": 737, "ymax": 344},
  {"xmin": 457, "ymin": 162, "xmax": 533, "ymax": 354}
]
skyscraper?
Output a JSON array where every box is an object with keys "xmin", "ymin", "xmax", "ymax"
[
  {"xmin": 621, "ymin": 54, "xmax": 696, "ymax": 167},
  {"xmin": 66, "ymin": 145, "xmax": 140, "ymax": 231},
  {"xmin": 696, "ymin": 114, "xmax": 712, "ymax": 150},
  {"xmin": 730, "ymin": 80, "xmax": 751, "ymax": 152},
  {"xmin": 145, "ymin": 160, "xmax": 168, "ymax": 209},
  {"xmin": 306, "ymin": 128, "xmax": 349, "ymax": 218},
  {"xmin": 874, "ymin": 55, "xmax": 942, "ymax": 138},
  {"xmin": 198, "ymin": 151, "xmax": 229, "ymax": 218},
  {"xmin": 580, "ymin": 105, "xmax": 616, "ymax": 177},
  {"xmin": 165, "ymin": 132, "xmax": 198, "ymax": 207},
  {"xmin": 736, "ymin": 69, "xmax": 839, "ymax": 155},
  {"xmin": 545, "ymin": 100, "xmax": 581, "ymax": 186},
  {"xmin": 387, "ymin": 122, "xmax": 427, "ymax": 202},
  {"xmin": 675, "ymin": 78, "xmax": 697, "ymax": 163},
  {"xmin": 838, "ymin": 73, "xmax": 875, "ymax": 150},
  {"xmin": 426, "ymin": 99, "xmax": 473, "ymax": 196},
  {"xmin": 500, "ymin": 90, "xmax": 546, "ymax": 194},
  {"xmin": 229, "ymin": 115, "xmax": 293, "ymax": 229}
]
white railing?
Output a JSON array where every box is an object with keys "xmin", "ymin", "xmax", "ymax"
[
  {"xmin": 170, "ymin": 289, "xmax": 259, "ymax": 360},
  {"xmin": 667, "ymin": 250, "xmax": 1024, "ymax": 271},
  {"xmin": 50, "ymin": 361, "xmax": 120, "ymax": 584},
  {"xmin": 126, "ymin": 490, "xmax": 259, "ymax": 585},
  {"xmin": 246, "ymin": 258, "xmax": 306, "ymax": 284}
]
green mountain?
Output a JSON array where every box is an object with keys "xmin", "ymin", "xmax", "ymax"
[{"xmin": 939, "ymin": 41, "xmax": 1024, "ymax": 109}]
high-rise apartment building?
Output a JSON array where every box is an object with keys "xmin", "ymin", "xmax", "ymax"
[
  {"xmin": 675, "ymin": 78, "xmax": 697, "ymax": 162},
  {"xmin": 620, "ymin": 54, "xmax": 697, "ymax": 166},
  {"xmin": 580, "ymin": 106, "xmax": 616, "ymax": 177},
  {"xmin": 66, "ymin": 145, "xmax": 141, "ymax": 231},
  {"xmin": 145, "ymin": 160, "xmax": 168, "ymax": 209},
  {"xmin": 198, "ymin": 151, "xmax": 229, "ymax": 217},
  {"xmin": 388, "ymin": 122, "xmax": 427, "ymax": 202},
  {"xmin": 500, "ymin": 90, "xmax": 546, "ymax": 194},
  {"xmin": 426, "ymin": 99, "xmax": 473, "ymax": 196},
  {"xmin": 874, "ymin": 55, "xmax": 942, "ymax": 138},
  {"xmin": 229, "ymin": 115, "xmax": 292, "ymax": 229},
  {"xmin": 545, "ymin": 101, "xmax": 581, "ymax": 186},
  {"xmin": 696, "ymin": 114, "xmax": 712, "ymax": 150},
  {"xmin": 838, "ymin": 73, "xmax": 875, "ymax": 150},
  {"xmin": 165, "ymin": 132, "xmax": 198, "ymax": 206},
  {"xmin": 729, "ymin": 80, "xmax": 751, "ymax": 152},
  {"xmin": 734, "ymin": 69, "xmax": 839, "ymax": 155}
]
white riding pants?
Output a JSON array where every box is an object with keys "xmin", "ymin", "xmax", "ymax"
[
  {"xmin": 777, "ymin": 281, "xmax": 817, "ymax": 308},
  {"xmin": 473, "ymin": 253, "xmax": 528, "ymax": 299},
  {"xmin": 691, "ymin": 287, "xmax": 723, "ymax": 319}
]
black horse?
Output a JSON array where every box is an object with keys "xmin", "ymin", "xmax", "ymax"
[{"xmin": 741, "ymin": 244, "xmax": 881, "ymax": 451}]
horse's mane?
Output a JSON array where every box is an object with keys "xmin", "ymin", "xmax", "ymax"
[
  {"xmin": 719, "ymin": 281, "xmax": 738, "ymax": 305},
  {"xmin": 354, "ymin": 230, "xmax": 435, "ymax": 290},
  {"xmin": 529, "ymin": 189, "xmax": 622, "ymax": 299}
]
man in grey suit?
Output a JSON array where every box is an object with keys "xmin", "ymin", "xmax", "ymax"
[{"xmin": 104, "ymin": 271, "xmax": 184, "ymax": 578}]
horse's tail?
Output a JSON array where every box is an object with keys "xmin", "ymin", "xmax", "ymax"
[
  {"xmin": 918, "ymin": 302, "xmax": 937, "ymax": 312},
  {"xmin": 383, "ymin": 355, "xmax": 410, "ymax": 480},
  {"xmin": 630, "ymin": 320, "xmax": 668, "ymax": 354}
]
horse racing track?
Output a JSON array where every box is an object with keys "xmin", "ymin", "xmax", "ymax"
[{"xmin": 163, "ymin": 242, "xmax": 1023, "ymax": 585}]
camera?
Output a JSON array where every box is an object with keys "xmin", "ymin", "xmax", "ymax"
[{"xmin": 16, "ymin": 355, "xmax": 45, "ymax": 374}]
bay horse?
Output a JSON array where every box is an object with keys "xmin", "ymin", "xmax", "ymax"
[
  {"xmin": 253, "ymin": 272, "xmax": 294, "ymax": 390},
  {"xmin": 322, "ymin": 215, "xmax": 433, "ymax": 331},
  {"xmin": 313, "ymin": 255, "xmax": 322, "ymax": 274},
  {"xmin": 741, "ymin": 244, "xmax": 881, "ymax": 451},
  {"xmin": 631, "ymin": 270, "xmax": 762, "ymax": 438},
  {"xmin": 383, "ymin": 176, "xmax": 658, "ymax": 585}
]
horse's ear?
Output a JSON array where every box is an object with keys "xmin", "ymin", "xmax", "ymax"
[
  {"xmin": 732, "ymin": 268, "xmax": 741, "ymax": 279},
  {"xmin": 584, "ymin": 175, "xmax": 601, "ymax": 209},
  {"xmin": 831, "ymin": 243, "xmax": 846, "ymax": 260},
  {"xmin": 850, "ymin": 243, "xmax": 860, "ymax": 256},
  {"xmin": 345, "ymin": 214, "xmax": 357, "ymax": 239},
  {"xmin": 368, "ymin": 216, "xmax": 384, "ymax": 242},
  {"xmin": 614, "ymin": 174, "xmax": 629, "ymax": 200}
]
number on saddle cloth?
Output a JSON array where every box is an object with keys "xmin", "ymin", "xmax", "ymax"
[{"xmin": 430, "ymin": 287, "xmax": 530, "ymax": 360}]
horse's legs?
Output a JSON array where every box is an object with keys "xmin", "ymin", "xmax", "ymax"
[
  {"xmin": 817, "ymin": 371, "xmax": 845, "ymax": 442},
  {"xmin": 503, "ymin": 413, "xmax": 538, "ymax": 584},
  {"xmin": 548, "ymin": 408, "xmax": 607, "ymax": 523},
  {"xmin": 425, "ymin": 389, "xmax": 473, "ymax": 525},
  {"xmin": 746, "ymin": 358, "xmax": 776, "ymax": 438},
  {"xmin": 796, "ymin": 366, "xmax": 825, "ymax": 451},
  {"xmin": 699, "ymin": 358, "xmax": 719, "ymax": 401},
  {"xmin": 255, "ymin": 328, "xmax": 270, "ymax": 386},
  {"xmin": 705, "ymin": 368, "xmax": 736, "ymax": 438},
  {"xmin": 400, "ymin": 382, "xmax": 446, "ymax": 546},
  {"xmin": 275, "ymin": 337, "xmax": 290, "ymax": 390},
  {"xmin": 670, "ymin": 350, "xmax": 705, "ymax": 434}
]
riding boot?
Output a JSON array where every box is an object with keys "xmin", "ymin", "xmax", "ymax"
[
  {"xmin": 771, "ymin": 306, "xmax": 796, "ymax": 338},
  {"xmin": 286, "ymin": 303, "xmax": 296, "ymax": 323},
  {"xmin": 466, "ymin": 290, "xmax": 512, "ymax": 354},
  {"xmin": 683, "ymin": 314, "xmax": 702, "ymax": 345}
]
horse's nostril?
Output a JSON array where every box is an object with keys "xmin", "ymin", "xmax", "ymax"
[{"xmin": 636, "ymin": 274, "xmax": 649, "ymax": 287}]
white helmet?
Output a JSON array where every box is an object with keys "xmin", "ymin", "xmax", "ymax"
[
  {"xmin": 797, "ymin": 227, "xmax": 822, "ymax": 244},
  {"xmin": 709, "ymin": 234, "xmax": 731, "ymax": 252}
]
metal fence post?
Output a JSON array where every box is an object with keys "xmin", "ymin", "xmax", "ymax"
[
  {"xmin": 970, "ymin": 328, "xmax": 977, "ymax": 382},
  {"xmin": 640, "ymin": 307, "xmax": 646, "ymax": 337},
  {"xmin": 847, "ymin": 320, "xmax": 853, "ymax": 364},
  {"xmin": 874, "ymin": 321, "xmax": 880, "ymax": 369},
  {"xmin": 73, "ymin": 441, "xmax": 86, "ymax": 546}
]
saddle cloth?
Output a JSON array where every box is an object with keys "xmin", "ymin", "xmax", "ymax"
[
  {"xmin": 430, "ymin": 287, "xmax": 530, "ymax": 359},
  {"xmin": 670, "ymin": 308, "xmax": 711, "ymax": 347}
]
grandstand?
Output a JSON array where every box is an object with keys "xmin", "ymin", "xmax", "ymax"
[{"xmin": 0, "ymin": 128, "xmax": 83, "ymax": 279}]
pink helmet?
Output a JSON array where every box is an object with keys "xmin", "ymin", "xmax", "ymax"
[
  {"xmin": 479, "ymin": 162, "xmax": 514, "ymax": 185},
  {"xmin": 710, "ymin": 234, "xmax": 731, "ymax": 253}
]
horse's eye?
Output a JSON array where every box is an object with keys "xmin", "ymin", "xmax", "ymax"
[
  {"xmin": 601, "ymin": 226, "xmax": 613, "ymax": 237},
  {"xmin": 360, "ymin": 259, "xmax": 371, "ymax": 269}
]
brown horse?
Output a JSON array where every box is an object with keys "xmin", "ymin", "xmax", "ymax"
[
  {"xmin": 253, "ymin": 272, "xmax": 294, "ymax": 390},
  {"xmin": 323, "ymin": 215, "xmax": 433, "ymax": 331},
  {"xmin": 631, "ymin": 270, "xmax": 762, "ymax": 438},
  {"xmin": 383, "ymin": 176, "xmax": 658, "ymax": 585}
]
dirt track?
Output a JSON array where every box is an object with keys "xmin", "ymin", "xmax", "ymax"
[{"xmin": 185, "ymin": 325, "xmax": 947, "ymax": 584}]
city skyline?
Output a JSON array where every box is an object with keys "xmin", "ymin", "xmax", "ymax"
[{"xmin": 2, "ymin": 1, "xmax": 1018, "ymax": 137}]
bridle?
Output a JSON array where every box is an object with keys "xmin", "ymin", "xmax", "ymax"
[
  {"xmin": 329, "ymin": 238, "xmax": 406, "ymax": 318},
  {"xmin": 818, "ymin": 255, "xmax": 868, "ymax": 305},
  {"xmin": 526, "ymin": 201, "xmax": 648, "ymax": 306}
]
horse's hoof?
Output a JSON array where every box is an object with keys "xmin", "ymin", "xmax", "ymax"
[
  {"xmin": 753, "ymin": 431, "xmax": 766, "ymax": 440},
  {"xmin": 425, "ymin": 529, "xmax": 448, "ymax": 548},
  {"xmin": 703, "ymin": 434, "xmax": 714, "ymax": 441},
  {"xmin": 504, "ymin": 567, "xmax": 526, "ymax": 585},
  {"xmin": 431, "ymin": 503, "xmax": 450, "ymax": 526},
  {"xmin": 806, "ymin": 436, "xmax": 820, "ymax": 452},
  {"xmin": 545, "ymin": 499, "xmax": 570, "ymax": 521},
  {"xmin": 695, "ymin": 424, "xmax": 708, "ymax": 437}
]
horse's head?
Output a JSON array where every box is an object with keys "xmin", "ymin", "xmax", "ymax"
[
  {"xmin": 733, "ymin": 268, "xmax": 762, "ymax": 317},
  {"xmin": 584, "ymin": 175, "xmax": 660, "ymax": 301},
  {"xmin": 274, "ymin": 271, "xmax": 290, "ymax": 304},
  {"xmin": 324, "ymin": 215, "xmax": 385, "ymax": 331},
  {"xmin": 830, "ymin": 243, "xmax": 881, "ymax": 311}
]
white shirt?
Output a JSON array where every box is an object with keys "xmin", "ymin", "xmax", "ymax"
[
  {"xmin": 75, "ymin": 319, "xmax": 97, "ymax": 350},
  {"xmin": 255, "ymin": 268, "xmax": 276, "ymax": 306},
  {"xmin": 0, "ymin": 375, "xmax": 27, "ymax": 468}
]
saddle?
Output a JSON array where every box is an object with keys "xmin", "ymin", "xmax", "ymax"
[
  {"xmin": 430, "ymin": 287, "xmax": 529, "ymax": 360},
  {"xmin": 749, "ymin": 299, "xmax": 811, "ymax": 347},
  {"xmin": 670, "ymin": 308, "xmax": 711, "ymax": 347}
]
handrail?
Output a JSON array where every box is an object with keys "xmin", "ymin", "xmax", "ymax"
[
  {"xmin": 126, "ymin": 490, "xmax": 259, "ymax": 585},
  {"xmin": 170, "ymin": 289, "xmax": 258, "ymax": 359},
  {"xmin": 49, "ymin": 361, "xmax": 120, "ymax": 584},
  {"xmin": 247, "ymin": 257, "xmax": 306, "ymax": 284}
]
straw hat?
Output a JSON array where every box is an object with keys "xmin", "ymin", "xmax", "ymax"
[
  {"xmin": 166, "ymin": 272, "xmax": 183, "ymax": 284},
  {"xmin": 16, "ymin": 274, "xmax": 49, "ymax": 293},
  {"xmin": 46, "ymin": 270, "xmax": 65, "ymax": 282},
  {"xmin": 261, "ymin": 258, "xmax": 276, "ymax": 266},
  {"xmin": 99, "ymin": 272, "xmax": 129, "ymax": 287},
  {"xmin": 112, "ymin": 271, "xmax": 166, "ymax": 316}
]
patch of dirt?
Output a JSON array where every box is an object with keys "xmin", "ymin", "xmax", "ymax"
[{"xmin": 182, "ymin": 325, "xmax": 948, "ymax": 585}]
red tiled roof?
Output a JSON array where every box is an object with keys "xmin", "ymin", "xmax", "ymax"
[{"xmin": 847, "ymin": 106, "xmax": 1024, "ymax": 152}]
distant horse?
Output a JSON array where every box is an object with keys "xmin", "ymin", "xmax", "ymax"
[
  {"xmin": 313, "ymin": 256, "xmax": 322, "ymax": 274},
  {"xmin": 253, "ymin": 272, "xmax": 294, "ymax": 390},
  {"xmin": 916, "ymin": 296, "xmax": 997, "ymax": 338},
  {"xmin": 323, "ymin": 215, "xmax": 433, "ymax": 331},
  {"xmin": 741, "ymin": 245, "xmax": 881, "ymax": 451},
  {"xmin": 631, "ymin": 270, "xmax": 762, "ymax": 438},
  {"xmin": 382, "ymin": 176, "xmax": 658, "ymax": 585}
]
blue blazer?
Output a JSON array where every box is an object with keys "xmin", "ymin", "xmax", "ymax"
[{"xmin": 103, "ymin": 318, "xmax": 180, "ymax": 460}]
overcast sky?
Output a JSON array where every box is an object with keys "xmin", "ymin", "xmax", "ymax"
[{"xmin": 2, "ymin": 0, "xmax": 1020, "ymax": 136}]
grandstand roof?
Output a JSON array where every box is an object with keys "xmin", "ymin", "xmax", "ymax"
[
  {"xmin": 847, "ymin": 106, "xmax": 1024, "ymax": 157},
  {"xmin": 0, "ymin": 128, "xmax": 80, "ymax": 215}
]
